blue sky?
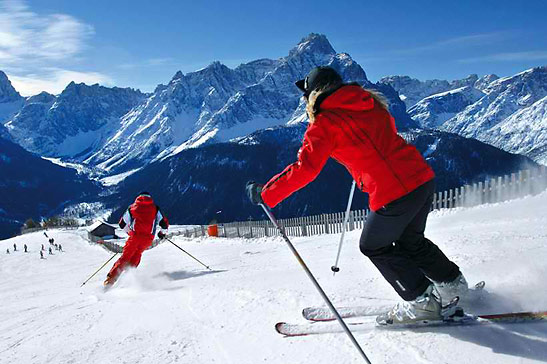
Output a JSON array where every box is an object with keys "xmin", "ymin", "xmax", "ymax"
[{"xmin": 1, "ymin": 0, "xmax": 546, "ymax": 95}]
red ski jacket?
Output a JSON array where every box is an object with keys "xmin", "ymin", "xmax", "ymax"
[
  {"xmin": 119, "ymin": 195, "xmax": 169, "ymax": 237},
  {"xmin": 261, "ymin": 85, "xmax": 435, "ymax": 211}
]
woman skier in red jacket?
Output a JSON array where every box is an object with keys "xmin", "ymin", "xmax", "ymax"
[
  {"xmin": 104, "ymin": 192, "xmax": 169, "ymax": 287},
  {"xmin": 247, "ymin": 67, "xmax": 468, "ymax": 324}
]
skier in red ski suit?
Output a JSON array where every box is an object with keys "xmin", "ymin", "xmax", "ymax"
[
  {"xmin": 104, "ymin": 192, "xmax": 169, "ymax": 286},
  {"xmin": 246, "ymin": 67, "xmax": 468, "ymax": 325}
]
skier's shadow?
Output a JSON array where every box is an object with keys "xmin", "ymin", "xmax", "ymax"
[
  {"xmin": 441, "ymin": 322, "xmax": 547, "ymax": 362},
  {"xmin": 158, "ymin": 269, "xmax": 227, "ymax": 281},
  {"xmin": 414, "ymin": 291, "xmax": 547, "ymax": 362}
]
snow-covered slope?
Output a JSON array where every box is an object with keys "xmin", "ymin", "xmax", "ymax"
[
  {"xmin": 85, "ymin": 33, "xmax": 412, "ymax": 173},
  {"xmin": 441, "ymin": 67, "xmax": 547, "ymax": 164},
  {"xmin": 408, "ymin": 86, "xmax": 485, "ymax": 128},
  {"xmin": 1, "ymin": 192, "xmax": 547, "ymax": 363},
  {"xmin": 4, "ymin": 82, "xmax": 146, "ymax": 159}
]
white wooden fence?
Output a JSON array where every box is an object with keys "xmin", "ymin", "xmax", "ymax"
[
  {"xmin": 152, "ymin": 167, "xmax": 547, "ymax": 240},
  {"xmin": 431, "ymin": 167, "xmax": 547, "ymax": 210}
]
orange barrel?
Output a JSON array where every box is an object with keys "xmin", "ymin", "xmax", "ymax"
[{"xmin": 207, "ymin": 224, "xmax": 219, "ymax": 237}]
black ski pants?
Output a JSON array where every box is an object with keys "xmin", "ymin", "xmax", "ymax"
[{"xmin": 360, "ymin": 179, "xmax": 460, "ymax": 301}]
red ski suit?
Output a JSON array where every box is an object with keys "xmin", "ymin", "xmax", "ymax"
[
  {"xmin": 107, "ymin": 195, "xmax": 169, "ymax": 281},
  {"xmin": 261, "ymin": 85, "xmax": 435, "ymax": 211}
]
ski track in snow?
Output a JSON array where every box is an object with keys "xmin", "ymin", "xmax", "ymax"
[{"xmin": 1, "ymin": 193, "xmax": 547, "ymax": 363}]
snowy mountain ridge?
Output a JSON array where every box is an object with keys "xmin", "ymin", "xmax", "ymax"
[
  {"xmin": 3, "ymin": 82, "xmax": 146, "ymax": 159},
  {"xmin": 407, "ymin": 86, "xmax": 486, "ymax": 128},
  {"xmin": 0, "ymin": 71, "xmax": 22, "ymax": 103},
  {"xmin": 380, "ymin": 73, "xmax": 496, "ymax": 109},
  {"xmin": 441, "ymin": 66, "xmax": 547, "ymax": 164},
  {"xmin": 384, "ymin": 66, "xmax": 546, "ymax": 164},
  {"xmin": 84, "ymin": 34, "xmax": 382, "ymax": 173}
]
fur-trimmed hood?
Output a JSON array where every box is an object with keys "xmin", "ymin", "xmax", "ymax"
[{"xmin": 306, "ymin": 84, "xmax": 389, "ymax": 123}]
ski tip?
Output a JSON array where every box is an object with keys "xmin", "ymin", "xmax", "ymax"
[
  {"xmin": 275, "ymin": 322, "xmax": 288, "ymax": 335},
  {"xmin": 474, "ymin": 281, "xmax": 486, "ymax": 290},
  {"xmin": 275, "ymin": 322, "xmax": 310, "ymax": 337}
]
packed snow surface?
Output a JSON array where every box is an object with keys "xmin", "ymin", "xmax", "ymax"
[{"xmin": 1, "ymin": 193, "xmax": 547, "ymax": 363}]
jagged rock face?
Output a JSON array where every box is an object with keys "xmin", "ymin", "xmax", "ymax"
[
  {"xmin": 486, "ymin": 96, "xmax": 547, "ymax": 164},
  {"xmin": 87, "ymin": 33, "xmax": 414, "ymax": 174},
  {"xmin": 0, "ymin": 72, "xmax": 24, "ymax": 125},
  {"xmin": 0, "ymin": 71, "xmax": 22, "ymax": 103},
  {"xmin": 474, "ymin": 74, "xmax": 500, "ymax": 91},
  {"xmin": 4, "ymin": 84, "xmax": 145, "ymax": 158},
  {"xmin": 408, "ymin": 86, "xmax": 485, "ymax": 128},
  {"xmin": 441, "ymin": 67, "xmax": 547, "ymax": 164},
  {"xmin": 380, "ymin": 74, "xmax": 480, "ymax": 109}
]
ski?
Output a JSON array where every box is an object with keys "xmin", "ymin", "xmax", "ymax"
[
  {"xmin": 276, "ymin": 310, "xmax": 547, "ymax": 337},
  {"xmin": 303, "ymin": 281, "xmax": 485, "ymax": 322}
]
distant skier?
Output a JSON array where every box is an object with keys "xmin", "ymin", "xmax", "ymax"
[
  {"xmin": 41, "ymin": 244, "xmax": 45, "ymax": 251},
  {"xmin": 54, "ymin": 243, "xmax": 58, "ymax": 250},
  {"xmin": 59, "ymin": 244, "xmax": 63, "ymax": 252},
  {"xmin": 246, "ymin": 66, "xmax": 469, "ymax": 325},
  {"xmin": 103, "ymin": 192, "xmax": 169, "ymax": 287},
  {"xmin": 40, "ymin": 250, "xmax": 44, "ymax": 259},
  {"xmin": 24, "ymin": 244, "xmax": 28, "ymax": 253},
  {"xmin": 13, "ymin": 243, "xmax": 16, "ymax": 251},
  {"xmin": 6, "ymin": 248, "xmax": 9, "ymax": 254},
  {"xmin": 48, "ymin": 247, "xmax": 53, "ymax": 255}
]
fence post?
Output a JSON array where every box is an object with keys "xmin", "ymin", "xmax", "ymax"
[
  {"xmin": 324, "ymin": 214, "xmax": 330, "ymax": 234},
  {"xmin": 498, "ymin": 177, "xmax": 503, "ymax": 202},
  {"xmin": 349, "ymin": 210, "xmax": 355, "ymax": 231},
  {"xmin": 478, "ymin": 181, "xmax": 484, "ymax": 205}
]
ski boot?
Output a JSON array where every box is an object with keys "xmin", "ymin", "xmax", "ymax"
[
  {"xmin": 103, "ymin": 275, "xmax": 117, "ymax": 290},
  {"xmin": 376, "ymin": 284, "xmax": 443, "ymax": 325},
  {"xmin": 434, "ymin": 273, "xmax": 469, "ymax": 305}
]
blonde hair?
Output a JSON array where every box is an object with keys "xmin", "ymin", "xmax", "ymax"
[{"xmin": 306, "ymin": 84, "xmax": 389, "ymax": 123}]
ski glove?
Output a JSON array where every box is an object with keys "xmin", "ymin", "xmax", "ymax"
[
  {"xmin": 246, "ymin": 181, "xmax": 264, "ymax": 205},
  {"xmin": 158, "ymin": 231, "xmax": 167, "ymax": 240}
]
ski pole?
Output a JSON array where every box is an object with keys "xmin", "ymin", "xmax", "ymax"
[
  {"xmin": 164, "ymin": 237, "xmax": 212, "ymax": 270},
  {"xmin": 331, "ymin": 180, "xmax": 356, "ymax": 275},
  {"xmin": 81, "ymin": 253, "xmax": 118, "ymax": 287},
  {"xmin": 260, "ymin": 203, "xmax": 372, "ymax": 364}
]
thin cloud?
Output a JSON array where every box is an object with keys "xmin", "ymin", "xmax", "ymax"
[
  {"xmin": 458, "ymin": 51, "xmax": 547, "ymax": 63},
  {"xmin": 10, "ymin": 69, "xmax": 113, "ymax": 96},
  {"xmin": 145, "ymin": 58, "xmax": 175, "ymax": 66},
  {"xmin": 390, "ymin": 32, "xmax": 510, "ymax": 56},
  {"xmin": 0, "ymin": 0, "xmax": 110, "ymax": 96},
  {"xmin": 117, "ymin": 58, "xmax": 177, "ymax": 70},
  {"xmin": 0, "ymin": 0, "xmax": 94, "ymax": 63}
]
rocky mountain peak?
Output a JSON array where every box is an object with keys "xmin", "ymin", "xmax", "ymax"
[
  {"xmin": 0, "ymin": 71, "xmax": 22, "ymax": 103},
  {"xmin": 289, "ymin": 33, "xmax": 336, "ymax": 58},
  {"xmin": 26, "ymin": 91, "xmax": 56, "ymax": 104}
]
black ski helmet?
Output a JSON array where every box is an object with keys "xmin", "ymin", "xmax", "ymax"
[{"xmin": 295, "ymin": 66, "xmax": 342, "ymax": 97}]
